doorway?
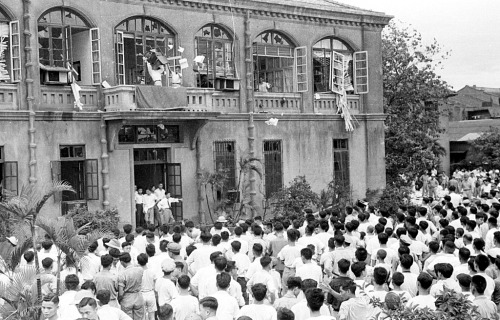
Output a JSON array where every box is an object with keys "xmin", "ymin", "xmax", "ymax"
[{"xmin": 133, "ymin": 148, "xmax": 183, "ymax": 220}]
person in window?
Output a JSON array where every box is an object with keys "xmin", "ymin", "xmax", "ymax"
[
  {"xmin": 143, "ymin": 49, "xmax": 166, "ymax": 86},
  {"xmin": 258, "ymin": 77, "xmax": 271, "ymax": 93},
  {"xmin": 169, "ymin": 66, "xmax": 183, "ymax": 88}
]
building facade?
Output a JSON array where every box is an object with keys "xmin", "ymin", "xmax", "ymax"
[
  {"xmin": 0, "ymin": 0, "xmax": 391, "ymax": 224},
  {"xmin": 440, "ymin": 86, "xmax": 500, "ymax": 173}
]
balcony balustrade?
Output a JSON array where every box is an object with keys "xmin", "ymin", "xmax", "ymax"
[
  {"xmin": 0, "ymin": 84, "xmax": 19, "ymax": 110},
  {"xmin": 314, "ymin": 94, "xmax": 360, "ymax": 114},
  {"xmin": 40, "ymin": 85, "xmax": 99, "ymax": 111}
]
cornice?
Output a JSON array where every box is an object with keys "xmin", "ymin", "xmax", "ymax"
[
  {"xmin": 121, "ymin": 0, "xmax": 392, "ymax": 29},
  {"xmin": 0, "ymin": 111, "xmax": 387, "ymax": 122}
]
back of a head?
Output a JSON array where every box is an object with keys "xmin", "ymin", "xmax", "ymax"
[
  {"xmin": 338, "ymin": 258, "xmax": 351, "ymax": 274},
  {"xmin": 65, "ymin": 274, "xmax": 80, "ymax": 291},
  {"xmin": 216, "ymin": 272, "xmax": 231, "ymax": 290},
  {"xmin": 475, "ymin": 254, "xmax": 490, "ymax": 272},
  {"xmin": 251, "ymin": 283, "xmax": 268, "ymax": 302},
  {"xmin": 434, "ymin": 263, "xmax": 454, "ymax": 279},
  {"xmin": 373, "ymin": 267, "xmax": 388, "ymax": 285},
  {"xmin": 472, "ymin": 275, "xmax": 487, "ymax": 295},
  {"xmin": 301, "ymin": 279, "xmax": 318, "ymax": 292},
  {"xmin": 177, "ymin": 274, "xmax": 191, "ymax": 290},
  {"xmin": 304, "ymin": 288, "xmax": 324, "ymax": 312},
  {"xmin": 457, "ymin": 273, "xmax": 471, "ymax": 289},
  {"xmin": 277, "ymin": 308, "xmax": 295, "ymax": 320},
  {"xmin": 213, "ymin": 256, "xmax": 227, "ymax": 272},
  {"xmin": 199, "ymin": 297, "xmax": 218, "ymax": 311},
  {"xmin": 96, "ymin": 289, "xmax": 111, "ymax": 305},
  {"xmin": 260, "ymin": 255, "xmax": 272, "ymax": 269},
  {"xmin": 417, "ymin": 272, "xmax": 433, "ymax": 290},
  {"xmin": 287, "ymin": 277, "xmax": 302, "ymax": 290},
  {"xmin": 392, "ymin": 272, "xmax": 404, "ymax": 287}
]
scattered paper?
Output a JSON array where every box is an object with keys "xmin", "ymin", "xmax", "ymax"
[
  {"xmin": 168, "ymin": 44, "xmax": 173, "ymax": 50},
  {"xmin": 179, "ymin": 58, "xmax": 189, "ymax": 69},
  {"xmin": 178, "ymin": 46, "xmax": 184, "ymax": 53},
  {"xmin": 101, "ymin": 80, "xmax": 111, "ymax": 88},
  {"xmin": 314, "ymin": 93, "xmax": 321, "ymax": 100},
  {"xmin": 194, "ymin": 56, "xmax": 205, "ymax": 64},
  {"xmin": 265, "ymin": 118, "xmax": 279, "ymax": 126},
  {"xmin": 71, "ymin": 82, "xmax": 83, "ymax": 111}
]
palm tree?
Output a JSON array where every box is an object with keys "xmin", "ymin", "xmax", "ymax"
[
  {"xmin": 0, "ymin": 266, "xmax": 39, "ymax": 320},
  {"xmin": 35, "ymin": 216, "xmax": 111, "ymax": 294},
  {"xmin": 0, "ymin": 181, "xmax": 74, "ymax": 301}
]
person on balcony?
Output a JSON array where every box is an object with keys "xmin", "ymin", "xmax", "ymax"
[
  {"xmin": 143, "ymin": 48, "xmax": 167, "ymax": 86},
  {"xmin": 258, "ymin": 77, "xmax": 271, "ymax": 92}
]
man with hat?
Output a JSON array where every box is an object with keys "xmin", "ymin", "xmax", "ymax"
[
  {"xmin": 210, "ymin": 216, "xmax": 230, "ymax": 236},
  {"xmin": 155, "ymin": 259, "xmax": 179, "ymax": 307},
  {"xmin": 168, "ymin": 242, "xmax": 187, "ymax": 275}
]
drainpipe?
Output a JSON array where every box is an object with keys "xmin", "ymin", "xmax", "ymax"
[
  {"xmin": 245, "ymin": 11, "xmax": 257, "ymax": 217},
  {"xmin": 23, "ymin": 0, "xmax": 37, "ymax": 185},
  {"xmin": 100, "ymin": 117, "xmax": 110, "ymax": 209},
  {"xmin": 196, "ymin": 137, "xmax": 205, "ymax": 224}
]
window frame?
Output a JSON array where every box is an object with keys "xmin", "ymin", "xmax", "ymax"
[
  {"xmin": 195, "ymin": 24, "xmax": 235, "ymax": 88},
  {"xmin": 37, "ymin": 8, "xmax": 91, "ymax": 68},
  {"xmin": 0, "ymin": 146, "xmax": 18, "ymax": 196},
  {"xmin": 312, "ymin": 37, "xmax": 354, "ymax": 93},
  {"xmin": 253, "ymin": 31, "xmax": 295, "ymax": 93},
  {"xmin": 114, "ymin": 16, "xmax": 176, "ymax": 85}
]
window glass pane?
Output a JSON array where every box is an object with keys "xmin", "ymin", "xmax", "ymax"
[
  {"xmin": 49, "ymin": 10, "xmax": 62, "ymax": 24},
  {"xmin": 136, "ymin": 126, "xmax": 157, "ymax": 143}
]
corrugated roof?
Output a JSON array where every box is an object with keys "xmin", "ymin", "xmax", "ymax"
[{"xmin": 242, "ymin": 0, "xmax": 389, "ymax": 17}]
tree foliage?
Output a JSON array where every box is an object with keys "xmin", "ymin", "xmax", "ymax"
[
  {"xmin": 383, "ymin": 21, "xmax": 451, "ymax": 185},
  {"xmin": 271, "ymin": 176, "xmax": 319, "ymax": 218},
  {"xmin": 461, "ymin": 128, "xmax": 500, "ymax": 170}
]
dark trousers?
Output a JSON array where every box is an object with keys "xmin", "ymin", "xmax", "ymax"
[{"xmin": 136, "ymin": 203, "xmax": 145, "ymax": 227}]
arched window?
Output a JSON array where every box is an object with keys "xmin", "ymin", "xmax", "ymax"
[
  {"xmin": 313, "ymin": 37, "xmax": 368, "ymax": 94},
  {"xmin": 38, "ymin": 8, "xmax": 101, "ymax": 85},
  {"xmin": 115, "ymin": 16, "xmax": 176, "ymax": 85},
  {"xmin": 194, "ymin": 24, "xmax": 234, "ymax": 88},
  {"xmin": 253, "ymin": 30, "xmax": 295, "ymax": 93},
  {"xmin": 0, "ymin": 8, "xmax": 20, "ymax": 83}
]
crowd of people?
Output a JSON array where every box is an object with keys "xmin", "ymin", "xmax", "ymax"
[{"xmin": 4, "ymin": 168, "xmax": 500, "ymax": 320}]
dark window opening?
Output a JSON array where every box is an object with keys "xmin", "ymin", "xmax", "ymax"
[
  {"xmin": 263, "ymin": 140, "xmax": 283, "ymax": 198},
  {"xmin": 333, "ymin": 139, "xmax": 350, "ymax": 188},
  {"xmin": 214, "ymin": 141, "xmax": 236, "ymax": 193},
  {"xmin": 119, "ymin": 125, "xmax": 181, "ymax": 144}
]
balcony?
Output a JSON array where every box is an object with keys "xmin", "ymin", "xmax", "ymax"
[
  {"xmin": 314, "ymin": 94, "xmax": 360, "ymax": 114},
  {"xmin": 0, "ymin": 84, "xmax": 19, "ymax": 110},
  {"xmin": 254, "ymin": 92, "xmax": 301, "ymax": 113},
  {"xmin": 40, "ymin": 85, "xmax": 99, "ymax": 111}
]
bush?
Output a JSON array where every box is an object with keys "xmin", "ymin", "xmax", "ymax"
[
  {"xmin": 70, "ymin": 205, "xmax": 120, "ymax": 231},
  {"xmin": 271, "ymin": 176, "xmax": 319, "ymax": 219}
]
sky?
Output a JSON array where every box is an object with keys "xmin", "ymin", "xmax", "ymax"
[{"xmin": 345, "ymin": 0, "xmax": 500, "ymax": 90}]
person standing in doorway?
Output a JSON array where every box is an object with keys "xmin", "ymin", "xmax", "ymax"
[
  {"xmin": 135, "ymin": 187, "xmax": 145, "ymax": 228},
  {"xmin": 143, "ymin": 188, "xmax": 157, "ymax": 227},
  {"xmin": 157, "ymin": 192, "xmax": 182, "ymax": 226},
  {"xmin": 155, "ymin": 183, "xmax": 166, "ymax": 227}
]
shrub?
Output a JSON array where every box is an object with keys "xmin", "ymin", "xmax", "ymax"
[
  {"xmin": 70, "ymin": 205, "xmax": 120, "ymax": 231},
  {"xmin": 271, "ymin": 176, "xmax": 319, "ymax": 219}
]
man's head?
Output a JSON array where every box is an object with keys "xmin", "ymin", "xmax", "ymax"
[
  {"xmin": 417, "ymin": 272, "xmax": 433, "ymax": 292},
  {"xmin": 96, "ymin": 289, "xmax": 111, "ymax": 306},
  {"xmin": 64, "ymin": 274, "xmax": 79, "ymax": 291},
  {"xmin": 78, "ymin": 297, "xmax": 98, "ymax": 319},
  {"xmin": 251, "ymin": 283, "xmax": 268, "ymax": 302},
  {"xmin": 41, "ymin": 293, "xmax": 59, "ymax": 319},
  {"xmin": 434, "ymin": 263, "xmax": 454, "ymax": 280},
  {"xmin": 471, "ymin": 275, "xmax": 487, "ymax": 296},
  {"xmin": 304, "ymin": 288, "xmax": 324, "ymax": 312},
  {"xmin": 216, "ymin": 272, "xmax": 232, "ymax": 290},
  {"xmin": 373, "ymin": 267, "xmax": 388, "ymax": 285},
  {"xmin": 199, "ymin": 297, "xmax": 218, "ymax": 320}
]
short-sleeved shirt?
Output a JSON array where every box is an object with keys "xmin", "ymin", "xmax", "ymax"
[
  {"xmin": 94, "ymin": 270, "xmax": 119, "ymax": 300},
  {"xmin": 118, "ymin": 266, "xmax": 144, "ymax": 294},
  {"xmin": 155, "ymin": 277, "xmax": 179, "ymax": 306}
]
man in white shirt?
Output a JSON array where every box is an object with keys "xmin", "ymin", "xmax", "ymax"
[
  {"xmin": 211, "ymin": 272, "xmax": 240, "ymax": 320},
  {"xmin": 296, "ymin": 247, "xmax": 322, "ymax": 284},
  {"xmin": 58, "ymin": 274, "xmax": 81, "ymax": 320},
  {"xmin": 449, "ymin": 185, "xmax": 462, "ymax": 208},
  {"xmin": 186, "ymin": 232, "xmax": 217, "ymax": 275},
  {"xmin": 247, "ymin": 256, "xmax": 278, "ymax": 304},
  {"xmin": 142, "ymin": 189, "xmax": 157, "ymax": 226},
  {"xmin": 474, "ymin": 254, "xmax": 495, "ymax": 298},
  {"xmin": 171, "ymin": 275, "xmax": 200, "ymax": 320},
  {"xmin": 277, "ymin": 229, "xmax": 303, "ymax": 293},
  {"xmin": 291, "ymin": 279, "xmax": 331, "ymax": 320},
  {"xmin": 135, "ymin": 187, "xmax": 145, "ymax": 227},
  {"xmin": 406, "ymin": 272, "xmax": 436, "ymax": 310},
  {"xmin": 237, "ymin": 283, "xmax": 277, "ymax": 320},
  {"xmin": 154, "ymin": 183, "xmax": 166, "ymax": 200},
  {"xmin": 157, "ymin": 192, "xmax": 182, "ymax": 226},
  {"xmin": 452, "ymin": 247, "xmax": 471, "ymax": 280},
  {"xmin": 426, "ymin": 241, "xmax": 460, "ymax": 274},
  {"xmin": 430, "ymin": 263, "xmax": 462, "ymax": 297},
  {"xmin": 297, "ymin": 224, "xmax": 325, "ymax": 260},
  {"xmin": 96, "ymin": 289, "xmax": 133, "ymax": 320}
]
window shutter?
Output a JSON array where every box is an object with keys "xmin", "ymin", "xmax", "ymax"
[
  {"xmin": 9, "ymin": 20, "xmax": 21, "ymax": 83},
  {"xmin": 330, "ymin": 51, "xmax": 344, "ymax": 95},
  {"xmin": 294, "ymin": 46, "xmax": 307, "ymax": 93},
  {"xmin": 116, "ymin": 30, "xmax": 125, "ymax": 85},
  {"xmin": 166, "ymin": 163, "xmax": 183, "ymax": 220},
  {"xmin": 84, "ymin": 159, "xmax": 99, "ymax": 200},
  {"xmin": 50, "ymin": 161, "xmax": 62, "ymax": 202},
  {"xmin": 353, "ymin": 51, "xmax": 369, "ymax": 94},
  {"xmin": 90, "ymin": 28, "xmax": 101, "ymax": 85},
  {"xmin": 64, "ymin": 25, "xmax": 73, "ymax": 65},
  {"xmin": 3, "ymin": 161, "xmax": 18, "ymax": 195}
]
